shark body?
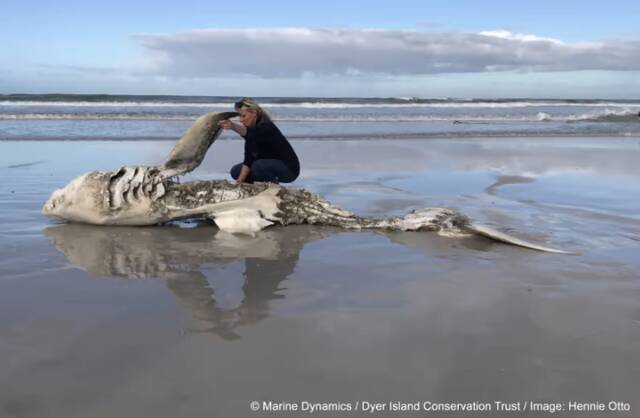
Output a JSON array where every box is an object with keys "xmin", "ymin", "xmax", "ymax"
[{"xmin": 42, "ymin": 112, "xmax": 571, "ymax": 254}]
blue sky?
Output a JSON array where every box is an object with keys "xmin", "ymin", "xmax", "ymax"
[{"xmin": 2, "ymin": 0, "xmax": 639, "ymax": 98}]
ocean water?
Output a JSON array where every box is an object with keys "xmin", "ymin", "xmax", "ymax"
[{"xmin": 1, "ymin": 94, "xmax": 639, "ymax": 140}]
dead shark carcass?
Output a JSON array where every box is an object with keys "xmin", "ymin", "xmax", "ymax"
[{"xmin": 42, "ymin": 112, "xmax": 571, "ymax": 254}]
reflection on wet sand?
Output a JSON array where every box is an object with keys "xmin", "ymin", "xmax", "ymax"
[
  {"xmin": 44, "ymin": 224, "xmax": 332, "ymax": 340},
  {"xmin": 485, "ymin": 175, "xmax": 535, "ymax": 195}
]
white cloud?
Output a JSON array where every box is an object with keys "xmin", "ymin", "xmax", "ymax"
[
  {"xmin": 478, "ymin": 30, "xmax": 565, "ymax": 45},
  {"xmin": 130, "ymin": 28, "xmax": 640, "ymax": 78}
]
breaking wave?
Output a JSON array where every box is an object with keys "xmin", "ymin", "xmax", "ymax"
[
  {"xmin": 2, "ymin": 98, "xmax": 640, "ymax": 110},
  {"xmin": 1, "ymin": 109, "xmax": 639, "ymax": 123},
  {"xmin": 568, "ymin": 108, "xmax": 640, "ymax": 122},
  {"xmin": 536, "ymin": 109, "xmax": 639, "ymax": 122},
  {"xmin": 0, "ymin": 113, "xmax": 195, "ymax": 121}
]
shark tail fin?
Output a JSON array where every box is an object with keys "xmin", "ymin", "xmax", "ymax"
[{"xmin": 467, "ymin": 223, "xmax": 575, "ymax": 255}]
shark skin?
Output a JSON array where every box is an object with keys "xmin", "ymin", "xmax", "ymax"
[{"xmin": 42, "ymin": 112, "xmax": 573, "ymax": 254}]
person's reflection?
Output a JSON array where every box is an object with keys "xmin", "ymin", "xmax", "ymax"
[{"xmin": 44, "ymin": 223, "xmax": 331, "ymax": 340}]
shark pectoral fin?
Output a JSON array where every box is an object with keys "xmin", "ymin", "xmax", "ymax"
[
  {"xmin": 467, "ymin": 223, "xmax": 576, "ymax": 255},
  {"xmin": 210, "ymin": 208, "xmax": 274, "ymax": 236},
  {"xmin": 162, "ymin": 111, "xmax": 239, "ymax": 177}
]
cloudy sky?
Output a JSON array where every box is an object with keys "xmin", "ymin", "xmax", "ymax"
[{"xmin": 2, "ymin": 0, "xmax": 639, "ymax": 98}]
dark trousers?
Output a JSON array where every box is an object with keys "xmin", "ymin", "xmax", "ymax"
[{"xmin": 230, "ymin": 159, "xmax": 297, "ymax": 183}]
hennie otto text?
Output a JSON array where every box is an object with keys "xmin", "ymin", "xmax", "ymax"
[{"xmin": 257, "ymin": 400, "xmax": 632, "ymax": 413}]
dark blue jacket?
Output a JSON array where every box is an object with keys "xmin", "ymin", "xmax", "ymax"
[{"xmin": 242, "ymin": 121, "xmax": 300, "ymax": 177}]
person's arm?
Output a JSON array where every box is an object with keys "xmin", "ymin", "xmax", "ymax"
[
  {"xmin": 219, "ymin": 119, "xmax": 252, "ymax": 183},
  {"xmin": 218, "ymin": 120, "xmax": 247, "ymax": 137},
  {"xmin": 236, "ymin": 164, "xmax": 251, "ymax": 183}
]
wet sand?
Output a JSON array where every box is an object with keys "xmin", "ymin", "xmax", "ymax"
[{"xmin": 1, "ymin": 138, "xmax": 639, "ymax": 417}]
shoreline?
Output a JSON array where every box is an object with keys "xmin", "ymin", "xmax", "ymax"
[{"xmin": 2, "ymin": 133, "xmax": 640, "ymax": 142}]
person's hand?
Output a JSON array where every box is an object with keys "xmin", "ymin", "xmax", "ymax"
[{"xmin": 218, "ymin": 120, "xmax": 234, "ymax": 130}]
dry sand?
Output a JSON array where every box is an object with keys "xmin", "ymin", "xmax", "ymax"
[{"xmin": 0, "ymin": 137, "xmax": 639, "ymax": 417}]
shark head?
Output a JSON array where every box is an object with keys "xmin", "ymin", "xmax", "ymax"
[
  {"xmin": 42, "ymin": 171, "xmax": 114, "ymax": 224},
  {"xmin": 42, "ymin": 167, "xmax": 166, "ymax": 225}
]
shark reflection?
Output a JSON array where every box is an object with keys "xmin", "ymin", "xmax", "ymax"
[{"xmin": 44, "ymin": 223, "xmax": 331, "ymax": 340}]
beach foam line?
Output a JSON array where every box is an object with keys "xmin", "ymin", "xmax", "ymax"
[
  {"xmin": 0, "ymin": 113, "xmax": 196, "ymax": 121},
  {"xmin": 3, "ymin": 131, "xmax": 639, "ymax": 142},
  {"xmin": 537, "ymin": 108, "xmax": 640, "ymax": 122},
  {"xmin": 1, "ymin": 113, "xmax": 515, "ymax": 122},
  {"xmin": 0, "ymin": 101, "xmax": 233, "ymax": 108},
  {"xmin": 568, "ymin": 108, "xmax": 640, "ymax": 122},
  {"xmin": 2, "ymin": 111, "xmax": 638, "ymax": 123},
  {"xmin": 2, "ymin": 100, "xmax": 640, "ymax": 109}
]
